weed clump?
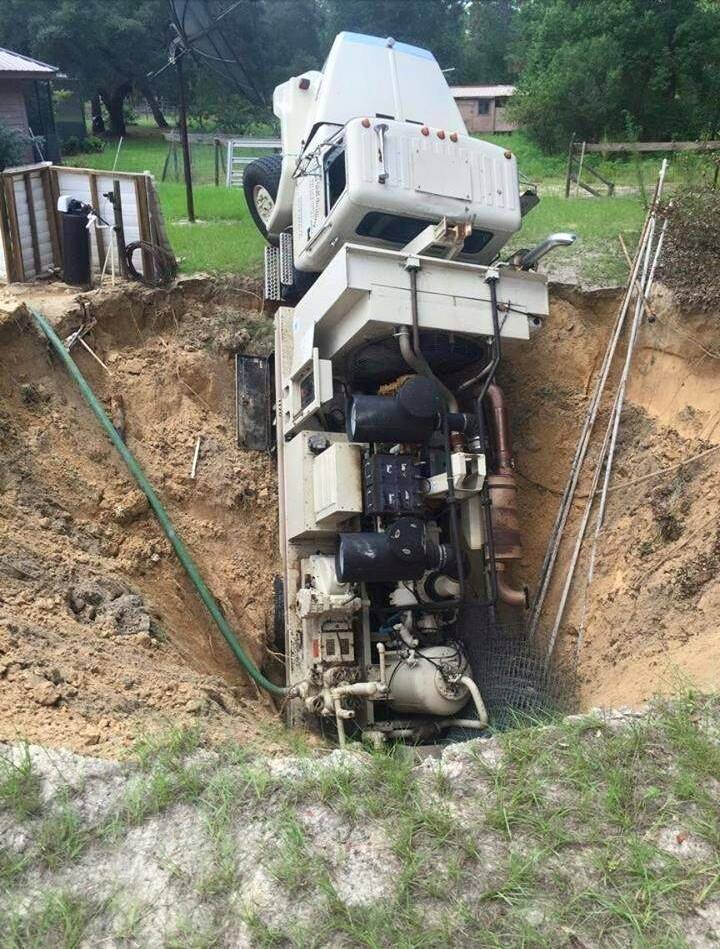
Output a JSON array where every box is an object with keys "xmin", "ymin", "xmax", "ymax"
[{"xmin": 0, "ymin": 745, "xmax": 43, "ymax": 820}]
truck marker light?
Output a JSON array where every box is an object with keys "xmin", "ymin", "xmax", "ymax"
[
  {"xmin": 421, "ymin": 126, "xmax": 430, "ymax": 136},
  {"xmin": 449, "ymin": 132, "xmax": 458, "ymax": 142},
  {"xmin": 504, "ymin": 150, "xmax": 513, "ymax": 159},
  {"xmin": 437, "ymin": 129, "xmax": 446, "ymax": 140},
  {"xmin": 298, "ymin": 77, "xmax": 310, "ymax": 90},
  {"xmin": 361, "ymin": 117, "xmax": 371, "ymax": 128}
]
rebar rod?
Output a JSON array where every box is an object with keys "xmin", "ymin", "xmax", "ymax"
[{"xmin": 527, "ymin": 184, "xmax": 661, "ymax": 641}]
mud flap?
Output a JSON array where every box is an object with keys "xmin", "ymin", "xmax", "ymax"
[{"xmin": 235, "ymin": 353, "xmax": 274, "ymax": 451}]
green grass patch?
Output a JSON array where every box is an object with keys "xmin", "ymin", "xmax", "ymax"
[
  {"xmin": 36, "ymin": 798, "xmax": 89, "ymax": 870},
  {"xmin": 506, "ymin": 194, "xmax": 646, "ymax": 286},
  {"xmin": 0, "ymin": 746, "xmax": 43, "ymax": 821},
  {"xmin": 1, "ymin": 890, "xmax": 96, "ymax": 949}
]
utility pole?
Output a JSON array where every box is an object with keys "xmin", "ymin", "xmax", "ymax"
[{"xmin": 175, "ymin": 51, "xmax": 195, "ymax": 223}]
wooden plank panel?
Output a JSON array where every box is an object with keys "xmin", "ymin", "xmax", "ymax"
[
  {"xmin": 0, "ymin": 182, "xmax": 15, "ymax": 281},
  {"xmin": 134, "ymin": 175, "xmax": 153, "ymax": 280},
  {"xmin": 23, "ymin": 172, "xmax": 41, "ymax": 276},
  {"xmin": 3, "ymin": 175, "xmax": 24, "ymax": 281},
  {"xmin": 40, "ymin": 166, "xmax": 61, "ymax": 268},
  {"xmin": 52, "ymin": 165, "xmax": 143, "ymax": 179}
]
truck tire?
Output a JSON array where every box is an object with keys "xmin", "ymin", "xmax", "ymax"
[
  {"xmin": 244, "ymin": 155, "xmax": 282, "ymax": 245},
  {"xmin": 272, "ymin": 574, "xmax": 285, "ymax": 653}
]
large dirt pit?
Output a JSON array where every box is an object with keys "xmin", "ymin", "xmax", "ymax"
[{"xmin": 1, "ymin": 275, "xmax": 719, "ymax": 756}]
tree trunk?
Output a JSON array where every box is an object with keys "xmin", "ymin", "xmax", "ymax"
[
  {"xmin": 90, "ymin": 95, "xmax": 105, "ymax": 135},
  {"xmin": 100, "ymin": 85, "xmax": 130, "ymax": 137},
  {"xmin": 139, "ymin": 81, "xmax": 170, "ymax": 129}
]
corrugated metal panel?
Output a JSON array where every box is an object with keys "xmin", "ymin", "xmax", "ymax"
[
  {"xmin": 450, "ymin": 85, "xmax": 515, "ymax": 99},
  {"xmin": 0, "ymin": 48, "xmax": 56, "ymax": 75}
]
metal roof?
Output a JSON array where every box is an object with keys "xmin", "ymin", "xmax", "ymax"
[
  {"xmin": 0, "ymin": 47, "xmax": 57, "ymax": 76},
  {"xmin": 450, "ymin": 85, "xmax": 515, "ymax": 99}
]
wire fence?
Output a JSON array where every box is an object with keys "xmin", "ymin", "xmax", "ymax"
[
  {"xmin": 561, "ymin": 144, "xmax": 720, "ymax": 202},
  {"xmin": 159, "ymin": 136, "xmax": 281, "ymax": 187},
  {"xmin": 453, "ymin": 604, "xmax": 579, "ymax": 734}
]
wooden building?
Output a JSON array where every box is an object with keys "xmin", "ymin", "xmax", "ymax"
[
  {"xmin": 0, "ymin": 48, "xmax": 59, "ymax": 163},
  {"xmin": 450, "ymin": 85, "xmax": 517, "ymax": 134}
]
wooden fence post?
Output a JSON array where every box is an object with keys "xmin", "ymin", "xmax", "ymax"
[
  {"xmin": 564, "ymin": 134, "xmax": 575, "ymax": 198},
  {"xmin": 3, "ymin": 176, "xmax": 25, "ymax": 281}
]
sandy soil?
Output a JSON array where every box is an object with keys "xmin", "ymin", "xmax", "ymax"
[{"xmin": 0, "ymin": 276, "xmax": 281, "ymax": 756}]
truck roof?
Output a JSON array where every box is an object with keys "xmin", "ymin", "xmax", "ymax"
[{"xmin": 312, "ymin": 32, "xmax": 466, "ymax": 134}]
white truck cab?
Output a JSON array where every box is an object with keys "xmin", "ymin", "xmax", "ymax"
[{"xmin": 245, "ymin": 32, "xmax": 533, "ymax": 280}]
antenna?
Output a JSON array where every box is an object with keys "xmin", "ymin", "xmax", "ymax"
[
  {"xmin": 163, "ymin": 0, "xmax": 266, "ymax": 223},
  {"xmin": 168, "ymin": 0, "xmax": 265, "ymax": 106}
]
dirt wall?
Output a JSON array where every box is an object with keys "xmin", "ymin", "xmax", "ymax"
[
  {"xmin": 0, "ymin": 278, "xmax": 281, "ymax": 755},
  {"xmin": 501, "ymin": 284, "xmax": 720, "ymax": 707}
]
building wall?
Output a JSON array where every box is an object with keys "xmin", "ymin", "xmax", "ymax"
[
  {"xmin": 455, "ymin": 96, "xmax": 518, "ymax": 134},
  {"xmin": 0, "ymin": 78, "xmax": 33, "ymax": 160}
]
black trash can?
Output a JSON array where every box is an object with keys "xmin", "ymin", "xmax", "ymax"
[{"xmin": 60, "ymin": 200, "xmax": 92, "ymax": 286}]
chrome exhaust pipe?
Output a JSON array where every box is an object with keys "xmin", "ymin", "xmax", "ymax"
[{"xmin": 518, "ymin": 232, "xmax": 577, "ymax": 270}]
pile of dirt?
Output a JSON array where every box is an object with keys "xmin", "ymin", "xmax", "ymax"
[
  {"xmin": 1, "ymin": 699, "xmax": 718, "ymax": 946},
  {"xmin": 0, "ymin": 276, "xmax": 281, "ymax": 756},
  {"xmin": 657, "ymin": 187, "xmax": 720, "ymax": 311}
]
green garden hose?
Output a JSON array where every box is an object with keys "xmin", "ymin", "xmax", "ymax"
[{"xmin": 29, "ymin": 306, "xmax": 287, "ymax": 697}]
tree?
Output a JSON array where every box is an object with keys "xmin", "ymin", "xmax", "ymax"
[
  {"xmin": 461, "ymin": 0, "xmax": 517, "ymax": 84},
  {"xmin": 510, "ymin": 0, "xmax": 720, "ymax": 152},
  {"xmin": 183, "ymin": 0, "xmax": 324, "ymax": 131},
  {"xmin": 0, "ymin": 0, "xmax": 169, "ymax": 136}
]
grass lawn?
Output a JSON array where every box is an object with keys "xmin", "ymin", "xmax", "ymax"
[
  {"xmin": 159, "ymin": 184, "xmax": 265, "ymax": 275},
  {"xmin": 66, "ymin": 126, "xmax": 652, "ymax": 284},
  {"xmin": 508, "ymin": 195, "xmax": 646, "ymax": 286},
  {"xmin": 65, "ymin": 128, "xmax": 266, "ymax": 275}
]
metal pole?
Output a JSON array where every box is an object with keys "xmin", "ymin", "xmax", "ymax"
[
  {"xmin": 175, "ymin": 54, "xmax": 195, "ymax": 223},
  {"xmin": 527, "ymin": 166, "xmax": 667, "ymax": 642}
]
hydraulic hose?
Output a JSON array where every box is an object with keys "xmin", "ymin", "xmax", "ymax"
[{"xmin": 28, "ymin": 306, "xmax": 288, "ymax": 697}]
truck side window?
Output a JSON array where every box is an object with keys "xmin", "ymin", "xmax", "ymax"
[
  {"xmin": 324, "ymin": 144, "xmax": 347, "ymax": 212},
  {"xmin": 356, "ymin": 212, "xmax": 493, "ymax": 255}
]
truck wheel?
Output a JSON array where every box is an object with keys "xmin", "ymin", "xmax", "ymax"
[{"xmin": 244, "ymin": 155, "xmax": 282, "ymax": 245}]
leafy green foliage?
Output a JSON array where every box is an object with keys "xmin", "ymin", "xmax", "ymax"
[
  {"xmin": 60, "ymin": 135, "xmax": 105, "ymax": 156},
  {"xmin": 0, "ymin": 121, "xmax": 28, "ymax": 172},
  {"xmin": 463, "ymin": 0, "xmax": 517, "ymax": 83},
  {"xmin": 511, "ymin": 0, "xmax": 720, "ymax": 151},
  {"xmin": 0, "ymin": 0, "xmax": 169, "ymax": 135}
]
